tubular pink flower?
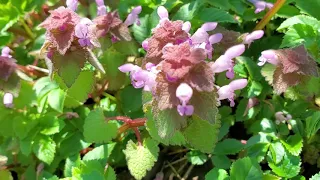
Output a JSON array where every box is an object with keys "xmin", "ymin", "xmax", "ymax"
[
  {"xmin": 217, "ymin": 79, "xmax": 248, "ymax": 107},
  {"xmin": 142, "ymin": 39, "xmax": 149, "ymax": 50},
  {"xmin": 258, "ymin": 50, "xmax": 279, "ymax": 66},
  {"xmin": 182, "ymin": 21, "xmax": 191, "ymax": 33},
  {"xmin": 225, "ymin": 44, "xmax": 245, "ymax": 59},
  {"xmin": 211, "ymin": 55, "xmax": 233, "ymax": 73},
  {"xmin": 124, "ymin": 6, "xmax": 142, "ymax": 26},
  {"xmin": 157, "ymin": 6, "xmax": 169, "ymax": 20},
  {"xmin": 95, "ymin": 0, "xmax": 105, "ymax": 6},
  {"xmin": 177, "ymin": 104, "xmax": 194, "ymax": 116},
  {"xmin": 176, "ymin": 83, "xmax": 194, "ymax": 116},
  {"xmin": 176, "ymin": 83, "xmax": 193, "ymax": 104},
  {"xmin": 74, "ymin": 18, "xmax": 96, "ymax": 47},
  {"xmin": 97, "ymin": 5, "xmax": 107, "ymax": 16},
  {"xmin": 3, "ymin": 93, "xmax": 13, "ymax": 108},
  {"xmin": 200, "ymin": 22, "xmax": 217, "ymax": 31},
  {"xmin": 243, "ymin": 30, "xmax": 264, "ymax": 45},
  {"xmin": 248, "ymin": 0, "xmax": 273, "ymax": 14},
  {"xmin": 66, "ymin": 0, "xmax": 78, "ymax": 11},
  {"xmin": 209, "ymin": 33, "xmax": 223, "ymax": 45},
  {"xmin": 1, "ymin": 47, "xmax": 12, "ymax": 58}
]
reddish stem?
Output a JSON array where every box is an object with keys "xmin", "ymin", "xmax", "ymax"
[{"xmin": 133, "ymin": 127, "xmax": 142, "ymax": 146}]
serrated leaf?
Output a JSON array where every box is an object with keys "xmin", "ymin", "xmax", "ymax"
[
  {"xmin": 182, "ymin": 115, "xmax": 220, "ymax": 153},
  {"xmin": 246, "ymin": 143, "xmax": 270, "ymax": 162},
  {"xmin": 33, "ymin": 136, "xmax": 56, "ymax": 164},
  {"xmin": 59, "ymin": 132, "xmax": 90, "ymax": 158},
  {"xmin": 211, "ymin": 155, "xmax": 231, "ymax": 170},
  {"xmin": 267, "ymin": 150, "xmax": 301, "ymax": 178},
  {"xmin": 64, "ymin": 70, "xmax": 94, "ymax": 108},
  {"xmin": 262, "ymin": 173, "xmax": 281, "ymax": 180},
  {"xmin": 230, "ymin": 157, "xmax": 263, "ymax": 180},
  {"xmin": 281, "ymin": 24, "xmax": 317, "ymax": 48},
  {"xmin": 83, "ymin": 109, "xmax": 118, "ymax": 143},
  {"xmin": 123, "ymin": 138, "xmax": 159, "ymax": 180},
  {"xmin": 295, "ymin": 0, "xmax": 320, "ymax": 20},
  {"xmin": 104, "ymin": 166, "xmax": 116, "ymax": 180},
  {"xmin": 64, "ymin": 154, "xmax": 81, "ymax": 177},
  {"xmin": 277, "ymin": 15, "xmax": 320, "ymax": 31},
  {"xmin": 146, "ymin": 107, "xmax": 186, "ymax": 146},
  {"xmin": 261, "ymin": 64, "xmax": 276, "ymax": 85},
  {"xmin": 120, "ymin": 86, "xmax": 142, "ymax": 114},
  {"xmin": 269, "ymin": 142, "xmax": 285, "ymax": 164},
  {"xmin": 205, "ymin": 168, "xmax": 229, "ymax": 180},
  {"xmin": 39, "ymin": 115, "xmax": 65, "ymax": 135},
  {"xmin": 214, "ymin": 139, "xmax": 245, "ymax": 155},
  {"xmin": 83, "ymin": 143, "xmax": 116, "ymax": 161},
  {"xmin": 280, "ymin": 134, "xmax": 303, "ymax": 156},
  {"xmin": 310, "ymin": 172, "xmax": 320, "ymax": 180},
  {"xmin": 48, "ymin": 88, "xmax": 65, "ymax": 113},
  {"xmin": 305, "ymin": 111, "xmax": 320, "ymax": 138},
  {"xmin": 198, "ymin": 7, "xmax": 236, "ymax": 23},
  {"xmin": 173, "ymin": 1, "xmax": 202, "ymax": 21},
  {"xmin": 0, "ymin": 3, "xmax": 20, "ymax": 33},
  {"xmin": 187, "ymin": 150, "xmax": 208, "ymax": 165},
  {"xmin": 13, "ymin": 115, "xmax": 38, "ymax": 139}
]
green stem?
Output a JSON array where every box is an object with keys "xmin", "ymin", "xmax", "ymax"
[
  {"xmin": 254, "ymin": 0, "xmax": 286, "ymax": 30},
  {"xmin": 102, "ymin": 92, "xmax": 117, "ymax": 102},
  {"xmin": 20, "ymin": 18, "xmax": 34, "ymax": 40}
]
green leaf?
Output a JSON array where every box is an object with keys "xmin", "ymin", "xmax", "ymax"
[
  {"xmin": 267, "ymin": 150, "xmax": 301, "ymax": 178},
  {"xmin": 236, "ymin": 56, "xmax": 263, "ymax": 81},
  {"xmin": 262, "ymin": 173, "xmax": 281, "ymax": 180},
  {"xmin": 246, "ymin": 81, "xmax": 263, "ymax": 98},
  {"xmin": 48, "ymin": 88, "xmax": 65, "ymax": 113},
  {"xmin": 246, "ymin": 143, "xmax": 270, "ymax": 162},
  {"xmin": 83, "ymin": 109, "xmax": 118, "ymax": 143},
  {"xmin": 211, "ymin": 155, "xmax": 231, "ymax": 170},
  {"xmin": 64, "ymin": 154, "xmax": 81, "ymax": 177},
  {"xmin": 120, "ymin": 86, "xmax": 142, "ymax": 114},
  {"xmin": 310, "ymin": 172, "xmax": 320, "ymax": 180},
  {"xmin": 83, "ymin": 143, "xmax": 116, "ymax": 161},
  {"xmin": 205, "ymin": 168, "xmax": 229, "ymax": 180},
  {"xmin": 280, "ymin": 134, "xmax": 303, "ymax": 156},
  {"xmin": 187, "ymin": 150, "xmax": 208, "ymax": 165},
  {"xmin": 59, "ymin": 132, "xmax": 90, "ymax": 158},
  {"xmin": 0, "ymin": 170, "xmax": 13, "ymax": 180},
  {"xmin": 39, "ymin": 115, "xmax": 65, "ymax": 135},
  {"xmin": 146, "ymin": 107, "xmax": 186, "ymax": 146},
  {"xmin": 269, "ymin": 142, "xmax": 285, "ymax": 164},
  {"xmin": 229, "ymin": 0, "xmax": 246, "ymax": 15},
  {"xmin": 214, "ymin": 139, "xmax": 245, "ymax": 155},
  {"xmin": 13, "ymin": 115, "xmax": 38, "ymax": 139},
  {"xmin": 305, "ymin": 111, "xmax": 320, "ymax": 138},
  {"xmin": 33, "ymin": 136, "xmax": 56, "ymax": 164},
  {"xmin": 277, "ymin": 15, "xmax": 320, "ymax": 31},
  {"xmin": 173, "ymin": 1, "xmax": 202, "ymax": 21},
  {"xmin": 295, "ymin": 0, "xmax": 320, "ymax": 20},
  {"xmin": 64, "ymin": 70, "xmax": 94, "ymax": 108},
  {"xmin": 123, "ymin": 138, "xmax": 159, "ymax": 180},
  {"xmin": 198, "ymin": 7, "xmax": 236, "ymax": 23},
  {"xmin": 280, "ymin": 24, "xmax": 317, "ymax": 48},
  {"xmin": 230, "ymin": 157, "xmax": 263, "ymax": 180},
  {"xmin": 0, "ymin": 3, "xmax": 20, "ymax": 32},
  {"xmin": 132, "ymin": 10, "xmax": 159, "ymax": 44},
  {"xmin": 104, "ymin": 166, "xmax": 116, "ymax": 180},
  {"xmin": 182, "ymin": 115, "xmax": 220, "ymax": 153}
]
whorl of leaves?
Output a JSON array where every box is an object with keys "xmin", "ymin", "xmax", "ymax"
[{"xmin": 264, "ymin": 46, "xmax": 319, "ymax": 93}]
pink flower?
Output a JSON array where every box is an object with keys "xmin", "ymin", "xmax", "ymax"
[
  {"xmin": 211, "ymin": 44, "xmax": 245, "ymax": 78},
  {"xmin": 66, "ymin": 0, "xmax": 78, "ymax": 11},
  {"xmin": 124, "ymin": 6, "xmax": 142, "ymax": 26},
  {"xmin": 119, "ymin": 63, "xmax": 158, "ymax": 91},
  {"xmin": 176, "ymin": 83, "xmax": 194, "ymax": 116},
  {"xmin": 248, "ymin": 0, "xmax": 273, "ymax": 14},
  {"xmin": 3, "ymin": 93, "xmax": 13, "ymax": 108},
  {"xmin": 157, "ymin": 6, "xmax": 169, "ymax": 20},
  {"xmin": 1, "ymin": 47, "xmax": 12, "ymax": 58},
  {"xmin": 95, "ymin": 0, "xmax": 107, "ymax": 16},
  {"xmin": 182, "ymin": 21, "xmax": 191, "ymax": 33},
  {"xmin": 243, "ymin": 30, "xmax": 264, "ymax": 45},
  {"xmin": 74, "ymin": 18, "xmax": 100, "ymax": 48},
  {"xmin": 258, "ymin": 50, "xmax": 279, "ymax": 66},
  {"xmin": 217, "ymin": 79, "xmax": 248, "ymax": 107}
]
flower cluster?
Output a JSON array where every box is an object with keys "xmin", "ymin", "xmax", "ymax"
[
  {"xmin": 0, "ymin": 47, "xmax": 17, "ymax": 108},
  {"xmin": 119, "ymin": 6, "xmax": 260, "ymax": 117},
  {"xmin": 40, "ymin": 1, "xmax": 141, "ymax": 85},
  {"xmin": 248, "ymin": 0, "xmax": 273, "ymax": 14},
  {"xmin": 258, "ymin": 45, "xmax": 319, "ymax": 93}
]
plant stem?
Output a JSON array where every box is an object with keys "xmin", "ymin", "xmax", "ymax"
[
  {"xmin": 20, "ymin": 18, "xmax": 34, "ymax": 40},
  {"xmin": 254, "ymin": 0, "xmax": 286, "ymax": 30},
  {"xmin": 133, "ymin": 127, "xmax": 142, "ymax": 146}
]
